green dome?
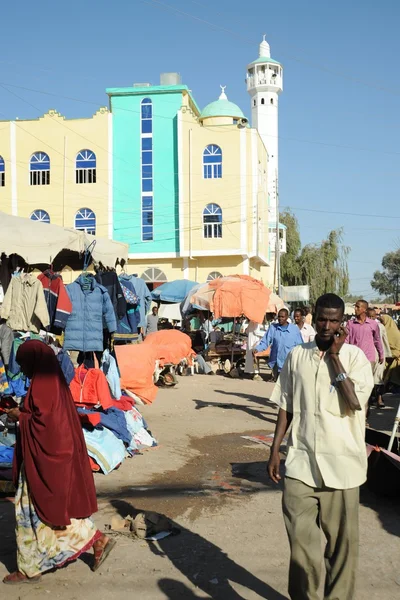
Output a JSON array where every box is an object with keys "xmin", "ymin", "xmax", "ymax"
[
  {"xmin": 200, "ymin": 98, "xmax": 245, "ymax": 120},
  {"xmin": 249, "ymin": 56, "xmax": 281, "ymax": 66}
]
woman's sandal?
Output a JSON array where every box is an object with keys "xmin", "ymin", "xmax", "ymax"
[
  {"xmin": 92, "ymin": 536, "xmax": 117, "ymax": 572},
  {"xmin": 3, "ymin": 571, "xmax": 41, "ymax": 585}
]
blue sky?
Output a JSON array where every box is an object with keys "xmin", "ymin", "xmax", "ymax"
[{"xmin": 1, "ymin": 0, "xmax": 399, "ymax": 297}]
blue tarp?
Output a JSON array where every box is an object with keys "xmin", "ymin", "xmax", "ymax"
[{"xmin": 151, "ymin": 280, "xmax": 198, "ymax": 303}]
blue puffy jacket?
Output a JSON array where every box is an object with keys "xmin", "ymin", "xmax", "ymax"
[{"xmin": 65, "ymin": 275, "xmax": 117, "ymax": 352}]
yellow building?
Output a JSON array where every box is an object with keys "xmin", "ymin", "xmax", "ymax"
[{"xmin": 0, "ymin": 107, "xmax": 111, "ymax": 243}]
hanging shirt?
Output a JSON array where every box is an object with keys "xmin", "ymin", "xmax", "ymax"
[{"xmin": 255, "ymin": 322, "xmax": 303, "ymax": 371}]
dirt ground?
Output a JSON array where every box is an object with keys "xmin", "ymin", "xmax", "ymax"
[{"xmin": 0, "ymin": 373, "xmax": 399, "ymax": 599}]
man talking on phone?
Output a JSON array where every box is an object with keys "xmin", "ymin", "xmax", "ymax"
[{"xmin": 268, "ymin": 293, "xmax": 373, "ymax": 600}]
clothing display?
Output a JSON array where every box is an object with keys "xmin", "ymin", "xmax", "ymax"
[
  {"xmin": 70, "ymin": 365, "xmax": 115, "ymax": 410},
  {"xmin": 78, "ymin": 407, "xmax": 132, "ymax": 445},
  {"xmin": 1, "ymin": 273, "xmax": 50, "ymax": 333},
  {"xmin": 65, "ymin": 274, "xmax": 117, "ymax": 352},
  {"xmin": 0, "ymin": 358, "xmax": 11, "ymax": 396},
  {"xmin": 82, "ymin": 427, "xmax": 126, "ymax": 475},
  {"xmin": 38, "ymin": 270, "xmax": 72, "ymax": 332},
  {"xmin": 119, "ymin": 274, "xmax": 151, "ymax": 329},
  {"xmin": 14, "ymin": 341, "xmax": 98, "ymax": 527},
  {"xmin": 95, "ymin": 270, "xmax": 126, "ymax": 321},
  {"xmin": 116, "ymin": 275, "xmax": 141, "ymax": 339},
  {"xmin": 0, "ymin": 322, "xmax": 14, "ymax": 366}
]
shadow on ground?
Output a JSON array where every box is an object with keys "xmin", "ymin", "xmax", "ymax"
[
  {"xmin": 193, "ymin": 399, "xmax": 277, "ymax": 424},
  {"xmin": 112, "ymin": 499, "xmax": 288, "ymax": 600}
]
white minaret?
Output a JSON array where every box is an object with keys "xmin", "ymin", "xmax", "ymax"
[{"xmin": 247, "ymin": 36, "xmax": 283, "ymax": 250}]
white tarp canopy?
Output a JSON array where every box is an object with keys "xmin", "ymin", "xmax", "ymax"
[{"xmin": 0, "ymin": 212, "xmax": 128, "ymax": 267}]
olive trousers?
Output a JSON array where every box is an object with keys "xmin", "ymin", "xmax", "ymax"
[{"xmin": 282, "ymin": 476, "xmax": 359, "ymax": 600}]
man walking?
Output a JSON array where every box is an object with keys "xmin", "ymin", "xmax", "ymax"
[
  {"xmin": 268, "ymin": 293, "xmax": 373, "ymax": 600},
  {"xmin": 146, "ymin": 306, "xmax": 159, "ymax": 335},
  {"xmin": 254, "ymin": 308, "xmax": 302, "ymax": 380},
  {"xmin": 293, "ymin": 307, "xmax": 316, "ymax": 343},
  {"xmin": 347, "ymin": 299, "xmax": 384, "ymax": 366}
]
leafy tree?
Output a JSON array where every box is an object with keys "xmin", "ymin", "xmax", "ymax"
[
  {"xmin": 298, "ymin": 229, "xmax": 349, "ymax": 304},
  {"xmin": 280, "ymin": 209, "xmax": 301, "ymax": 286},
  {"xmin": 370, "ymin": 250, "xmax": 400, "ymax": 303}
]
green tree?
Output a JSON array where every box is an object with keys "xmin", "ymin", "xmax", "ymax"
[
  {"xmin": 370, "ymin": 250, "xmax": 400, "ymax": 303},
  {"xmin": 298, "ymin": 229, "xmax": 349, "ymax": 304},
  {"xmin": 280, "ymin": 209, "xmax": 301, "ymax": 286}
]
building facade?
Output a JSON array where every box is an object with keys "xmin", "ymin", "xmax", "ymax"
[{"xmin": 0, "ymin": 38, "xmax": 282, "ymax": 287}]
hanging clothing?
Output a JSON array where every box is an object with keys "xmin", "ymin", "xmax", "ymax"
[
  {"xmin": 37, "ymin": 270, "xmax": 72, "ymax": 332},
  {"xmin": 119, "ymin": 275, "xmax": 151, "ymax": 329},
  {"xmin": 0, "ymin": 322, "xmax": 14, "ymax": 366},
  {"xmin": 15, "ymin": 467, "xmax": 100, "ymax": 579},
  {"xmin": 95, "ymin": 271, "xmax": 126, "ymax": 320},
  {"xmin": 116, "ymin": 275, "xmax": 141, "ymax": 338},
  {"xmin": 100, "ymin": 349, "xmax": 121, "ymax": 399},
  {"xmin": 69, "ymin": 365, "xmax": 115, "ymax": 410},
  {"xmin": 82, "ymin": 427, "xmax": 126, "ymax": 475},
  {"xmin": 65, "ymin": 274, "xmax": 117, "ymax": 352},
  {"xmin": 56, "ymin": 350, "xmax": 75, "ymax": 385},
  {"xmin": 0, "ymin": 273, "xmax": 50, "ymax": 333},
  {"xmin": 13, "ymin": 340, "xmax": 98, "ymax": 527},
  {"xmin": 0, "ymin": 358, "xmax": 11, "ymax": 396}
]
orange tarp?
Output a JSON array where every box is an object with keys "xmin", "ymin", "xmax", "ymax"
[
  {"xmin": 144, "ymin": 330, "xmax": 195, "ymax": 366},
  {"xmin": 191, "ymin": 275, "xmax": 271, "ymax": 323},
  {"xmin": 114, "ymin": 344, "xmax": 158, "ymax": 405}
]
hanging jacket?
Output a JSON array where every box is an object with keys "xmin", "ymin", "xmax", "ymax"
[
  {"xmin": 116, "ymin": 277, "xmax": 141, "ymax": 337},
  {"xmin": 0, "ymin": 322, "xmax": 14, "ymax": 366},
  {"xmin": 95, "ymin": 271, "xmax": 126, "ymax": 320},
  {"xmin": 119, "ymin": 275, "xmax": 151, "ymax": 329},
  {"xmin": 69, "ymin": 365, "xmax": 115, "ymax": 410},
  {"xmin": 37, "ymin": 270, "xmax": 72, "ymax": 331},
  {"xmin": 0, "ymin": 274, "xmax": 50, "ymax": 333},
  {"xmin": 64, "ymin": 275, "xmax": 117, "ymax": 352},
  {"xmin": 100, "ymin": 349, "xmax": 121, "ymax": 399}
]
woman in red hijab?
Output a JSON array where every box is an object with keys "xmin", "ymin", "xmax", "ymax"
[{"xmin": 3, "ymin": 340, "xmax": 116, "ymax": 585}]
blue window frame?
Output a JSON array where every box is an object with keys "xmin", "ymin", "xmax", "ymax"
[
  {"xmin": 30, "ymin": 152, "xmax": 50, "ymax": 185},
  {"xmin": 30, "ymin": 209, "xmax": 50, "ymax": 224},
  {"xmin": 203, "ymin": 203, "xmax": 222, "ymax": 238},
  {"xmin": 76, "ymin": 149, "xmax": 97, "ymax": 184},
  {"xmin": 141, "ymin": 98, "xmax": 154, "ymax": 241},
  {"xmin": 203, "ymin": 145, "xmax": 222, "ymax": 179},
  {"xmin": 75, "ymin": 208, "xmax": 96, "ymax": 235},
  {"xmin": 0, "ymin": 155, "xmax": 4, "ymax": 187}
]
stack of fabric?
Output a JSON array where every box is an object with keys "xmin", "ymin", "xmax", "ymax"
[{"xmin": 69, "ymin": 363, "xmax": 157, "ymax": 474}]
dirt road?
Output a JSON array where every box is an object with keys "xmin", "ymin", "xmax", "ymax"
[{"xmin": 0, "ymin": 374, "xmax": 399, "ymax": 599}]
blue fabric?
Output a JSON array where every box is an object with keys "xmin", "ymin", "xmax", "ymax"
[
  {"xmin": 0, "ymin": 446, "xmax": 14, "ymax": 466},
  {"xmin": 7, "ymin": 339, "xmax": 29, "ymax": 397},
  {"xmin": 82, "ymin": 427, "xmax": 126, "ymax": 475},
  {"xmin": 0, "ymin": 431, "xmax": 16, "ymax": 447},
  {"xmin": 124, "ymin": 409, "xmax": 145, "ymax": 436},
  {"xmin": 119, "ymin": 275, "xmax": 151, "ymax": 328},
  {"xmin": 56, "ymin": 350, "xmax": 75, "ymax": 385},
  {"xmin": 151, "ymin": 280, "xmax": 198, "ymax": 303},
  {"xmin": 100, "ymin": 350, "xmax": 121, "ymax": 399},
  {"xmin": 256, "ymin": 323, "xmax": 303, "ymax": 372},
  {"xmin": 116, "ymin": 277, "xmax": 141, "ymax": 336},
  {"xmin": 78, "ymin": 407, "xmax": 132, "ymax": 445},
  {"xmin": 65, "ymin": 275, "xmax": 117, "ymax": 352}
]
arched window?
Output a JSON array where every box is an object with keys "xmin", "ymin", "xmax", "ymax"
[
  {"xmin": 0, "ymin": 156, "xmax": 5, "ymax": 187},
  {"xmin": 261, "ymin": 98, "xmax": 265, "ymax": 105},
  {"xmin": 30, "ymin": 209, "xmax": 50, "ymax": 224},
  {"xmin": 75, "ymin": 208, "xmax": 96, "ymax": 235},
  {"xmin": 203, "ymin": 145, "xmax": 222, "ymax": 179},
  {"xmin": 207, "ymin": 271, "xmax": 223, "ymax": 282},
  {"xmin": 203, "ymin": 203, "xmax": 222, "ymax": 238},
  {"xmin": 30, "ymin": 152, "xmax": 50, "ymax": 186},
  {"xmin": 76, "ymin": 149, "xmax": 97, "ymax": 184},
  {"xmin": 141, "ymin": 267, "xmax": 167, "ymax": 291},
  {"xmin": 141, "ymin": 98, "xmax": 154, "ymax": 240}
]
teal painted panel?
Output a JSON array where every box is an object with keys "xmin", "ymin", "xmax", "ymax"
[{"xmin": 111, "ymin": 91, "xmax": 182, "ymax": 254}]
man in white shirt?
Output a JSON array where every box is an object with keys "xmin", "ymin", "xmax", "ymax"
[
  {"xmin": 293, "ymin": 307, "xmax": 316, "ymax": 343},
  {"xmin": 268, "ymin": 293, "xmax": 373, "ymax": 600}
]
